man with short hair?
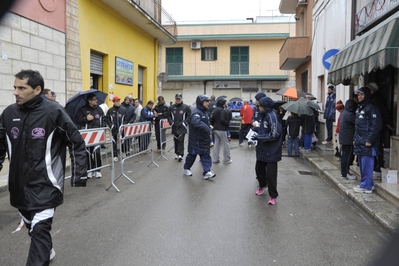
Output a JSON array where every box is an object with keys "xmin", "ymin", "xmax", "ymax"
[
  {"xmin": 134, "ymin": 98, "xmax": 143, "ymax": 123},
  {"xmin": 153, "ymin": 96, "xmax": 169, "ymax": 152},
  {"xmin": 75, "ymin": 93, "xmax": 106, "ymax": 178},
  {"xmin": 42, "ymin": 88, "xmax": 52, "ymax": 100},
  {"xmin": 0, "ymin": 70, "xmax": 87, "ymax": 265},
  {"xmin": 322, "ymin": 85, "xmax": 336, "ymax": 144},
  {"xmin": 169, "ymin": 93, "xmax": 191, "ymax": 161},
  {"xmin": 239, "ymin": 100, "xmax": 254, "ymax": 146},
  {"xmin": 139, "ymin": 100, "xmax": 155, "ymax": 151}
]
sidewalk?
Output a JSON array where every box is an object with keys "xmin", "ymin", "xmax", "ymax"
[
  {"xmin": 1, "ymin": 146, "xmax": 399, "ymax": 233},
  {"xmin": 301, "ymin": 146, "xmax": 399, "ymax": 233}
]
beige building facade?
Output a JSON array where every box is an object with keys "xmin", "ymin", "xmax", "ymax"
[{"xmin": 161, "ymin": 18, "xmax": 296, "ymax": 105}]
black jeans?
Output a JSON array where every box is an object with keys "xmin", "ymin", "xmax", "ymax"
[
  {"xmin": 255, "ymin": 161, "xmax": 278, "ymax": 198},
  {"xmin": 239, "ymin": 124, "xmax": 252, "ymax": 144},
  {"xmin": 341, "ymin": 144, "xmax": 354, "ymax": 177},
  {"xmin": 174, "ymin": 133, "xmax": 185, "ymax": 156}
]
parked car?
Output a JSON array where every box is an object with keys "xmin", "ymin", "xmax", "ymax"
[{"xmin": 229, "ymin": 110, "xmax": 241, "ymax": 137}]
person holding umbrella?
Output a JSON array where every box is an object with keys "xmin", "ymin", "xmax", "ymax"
[{"xmin": 75, "ymin": 93, "xmax": 106, "ymax": 178}]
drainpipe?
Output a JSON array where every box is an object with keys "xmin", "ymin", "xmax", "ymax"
[{"xmin": 203, "ymin": 80, "xmax": 207, "ymax": 95}]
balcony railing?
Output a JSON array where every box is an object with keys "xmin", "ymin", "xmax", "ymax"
[
  {"xmin": 165, "ymin": 62, "xmax": 289, "ymax": 77},
  {"xmin": 130, "ymin": 0, "xmax": 177, "ymax": 37}
]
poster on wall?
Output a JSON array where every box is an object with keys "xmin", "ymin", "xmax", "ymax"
[{"xmin": 115, "ymin": 57, "xmax": 133, "ymax": 85}]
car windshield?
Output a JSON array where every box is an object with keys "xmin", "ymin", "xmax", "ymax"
[{"xmin": 232, "ymin": 112, "xmax": 241, "ymax": 119}]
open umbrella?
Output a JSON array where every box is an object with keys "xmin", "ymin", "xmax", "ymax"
[
  {"xmin": 304, "ymin": 92, "xmax": 317, "ymax": 100},
  {"xmin": 282, "ymin": 100, "xmax": 314, "ymax": 115},
  {"xmin": 298, "ymin": 98, "xmax": 321, "ymax": 110},
  {"xmin": 65, "ymin": 89, "xmax": 108, "ymax": 120},
  {"xmin": 216, "ymin": 95, "xmax": 227, "ymax": 101},
  {"xmin": 276, "ymin": 87, "xmax": 291, "ymax": 95},
  {"xmin": 282, "ymin": 88, "xmax": 306, "ymax": 100}
]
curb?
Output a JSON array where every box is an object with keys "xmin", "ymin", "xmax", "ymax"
[{"xmin": 302, "ymin": 152, "xmax": 399, "ymax": 234}]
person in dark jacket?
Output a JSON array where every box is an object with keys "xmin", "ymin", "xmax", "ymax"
[
  {"xmin": 139, "ymin": 100, "xmax": 155, "ymax": 151},
  {"xmin": 0, "ymin": 70, "xmax": 87, "ymax": 265},
  {"xmin": 75, "ymin": 93, "xmax": 106, "ymax": 178},
  {"xmin": 183, "ymin": 95, "xmax": 216, "ymax": 179},
  {"xmin": 153, "ymin": 96, "xmax": 169, "ymax": 152},
  {"xmin": 169, "ymin": 93, "xmax": 191, "ymax": 161},
  {"xmin": 252, "ymin": 92, "xmax": 266, "ymax": 123},
  {"xmin": 301, "ymin": 113, "xmax": 315, "ymax": 151},
  {"xmin": 251, "ymin": 96, "xmax": 282, "ymax": 205},
  {"xmin": 338, "ymin": 99, "xmax": 357, "ymax": 179},
  {"xmin": 106, "ymin": 96, "xmax": 127, "ymax": 162},
  {"xmin": 367, "ymin": 82, "xmax": 394, "ymax": 173},
  {"xmin": 121, "ymin": 96, "xmax": 136, "ymax": 123},
  {"xmin": 208, "ymin": 95, "xmax": 217, "ymax": 147},
  {"xmin": 322, "ymin": 85, "xmax": 336, "ymax": 144},
  {"xmin": 210, "ymin": 98, "xmax": 232, "ymax": 163},
  {"xmin": 286, "ymin": 112, "xmax": 301, "ymax": 157},
  {"xmin": 353, "ymin": 87, "xmax": 382, "ymax": 193}
]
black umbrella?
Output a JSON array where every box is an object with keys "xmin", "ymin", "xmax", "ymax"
[
  {"xmin": 304, "ymin": 92, "xmax": 317, "ymax": 100},
  {"xmin": 216, "ymin": 95, "xmax": 227, "ymax": 101},
  {"xmin": 65, "ymin": 89, "xmax": 108, "ymax": 120},
  {"xmin": 229, "ymin": 97, "xmax": 243, "ymax": 102}
]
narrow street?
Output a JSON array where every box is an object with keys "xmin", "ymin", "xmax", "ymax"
[{"xmin": 0, "ymin": 140, "xmax": 389, "ymax": 265}]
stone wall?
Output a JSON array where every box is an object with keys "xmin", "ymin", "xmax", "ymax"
[{"xmin": 0, "ymin": 12, "xmax": 66, "ymax": 109}]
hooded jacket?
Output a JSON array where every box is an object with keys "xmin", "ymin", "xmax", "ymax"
[
  {"xmin": 354, "ymin": 87, "xmax": 382, "ymax": 156},
  {"xmin": 210, "ymin": 99, "xmax": 229, "ymax": 131},
  {"xmin": 253, "ymin": 96, "xmax": 283, "ymax": 162},
  {"xmin": 252, "ymin": 92, "xmax": 266, "ymax": 123},
  {"xmin": 0, "ymin": 95, "xmax": 87, "ymax": 211},
  {"xmin": 188, "ymin": 95, "xmax": 211, "ymax": 154},
  {"xmin": 121, "ymin": 101, "xmax": 136, "ymax": 123},
  {"xmin": 339, "ymin": 100, "xmax": 357, "ymax": 145}
]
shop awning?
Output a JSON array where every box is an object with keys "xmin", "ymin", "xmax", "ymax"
[{"xmin": 328, "ymin": 12, "xmax": 399, "ymax": 85}]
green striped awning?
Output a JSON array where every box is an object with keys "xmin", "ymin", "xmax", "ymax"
[{"xmin": 328, "ymin": 12, "xmax": 399, "ymax": 85}]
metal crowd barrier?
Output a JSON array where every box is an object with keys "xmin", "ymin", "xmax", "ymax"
[
  {"xmin": 157, "ymin": 119, "xmax": 173, "ymax": 161},
  {"xmin": 65, "ymin": 127, "xmax": 115, "ymax": 189},
  {"xmin": 108, "ymin": 121, "xmax": 158, "ymax": 192}
]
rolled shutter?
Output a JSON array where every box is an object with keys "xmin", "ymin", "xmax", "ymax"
[{"xmin": 90, "ymin": 52, "xmax": 103, "ymax": 75}]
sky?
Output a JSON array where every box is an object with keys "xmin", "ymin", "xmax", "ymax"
[{"xmin": 162, "ymin": 0, "xmax": 282, "ymax": 23}]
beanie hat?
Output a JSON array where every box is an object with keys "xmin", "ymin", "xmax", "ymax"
[
  {"xmin": 255, "ymin": 92, "xmax": 266, "ymax": 101},
  {"xmin": 335, "ymin": 100, "xmax": 344, "ymax": 110},
  {"xmin": 112, "ymin": 96, "xmax": 121, "ymax": 102},
  {"xmin": 366, "ymin": 82, "xmax": 378, "ymax": 92},
  {"xmin": 259, "ymin": 96, "xmax": 275, "ymax": 109}
]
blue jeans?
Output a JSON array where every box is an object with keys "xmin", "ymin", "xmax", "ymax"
[
  {"xmin": 184, "ymin": 153, "xmax": 212, "ymax": 176},
  {"xmin": 287, "ymin": 136, "xmax": 299, "ymax": 156},
  {"xmin": 358, "ymin": 155, "xmax": 375, "ymax": 190},
  {"xmin": 303, "ymin": 133, "xmax": 312, "ymax": 150}
]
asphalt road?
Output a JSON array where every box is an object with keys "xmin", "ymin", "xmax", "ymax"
[{"xmin": 0, "ymin": 140, "xmax": 391, "ymax": 266}]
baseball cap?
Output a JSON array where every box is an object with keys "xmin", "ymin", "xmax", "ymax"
[
  {"xmin": 175, "ymin": 93, "xmax": 182, "ymax": 99},
  {"xmin": 112, "ymin": 96, "xmax": 121, "ymax": 102}
]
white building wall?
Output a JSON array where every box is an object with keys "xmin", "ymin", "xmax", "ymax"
[{"xmin": 312, "ymin": 0, "xmax": 352, "ymax": 107}]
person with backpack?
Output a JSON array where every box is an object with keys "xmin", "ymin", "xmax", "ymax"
[{"xmin": 286, "ymin": 112, "xmax": 301, "ymax": 157}]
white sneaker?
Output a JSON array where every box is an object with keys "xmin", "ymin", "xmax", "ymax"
[
  {"xmin": 322, "ymin": 141, "xmax": 331, "ymax": 144},
  {"xmin": 353, "ymin": 186, "xmax": 372, "ymax": 194},
  {"xmin": 95, "ymin": 172, "xmax": 102, "ymax": 178},
  {"xmin": 113, "ymin": 157, "xmax": 119, "ymax": 162},
  {"xmin": 210, "ymin": 142, "xmax": 214, "ymax": 147},
  {"xmin": 183, "ymin": 169, "xmax": 192, "ymax": 176},
  {"xmin": 204, "ymin": 171, "xmax": 216, "ymax": 179},
  {"xmin": 223, "ymin": 159, "xmax": 233, "ymax": 164},
  {"xmin": 175, "ymin": 155, "xmax": 178, "ymax": 160},
  {"xmin": 373, "ymin": 171, "xmax": 381, "ymax": 177},
  {"xmin": 50, "ymin": 248, "xmax": 55, "ymax": 261},
  {"xmin": 347, "ymin": 174, "xmax": 356, "ymax": 180},
  {"xmin": 87, "ymin": 172, "xmax": 93, "ymax": 179},
  {"xmin": 178, "ymin": 155, "xmax": 183, "ymax": 162}
]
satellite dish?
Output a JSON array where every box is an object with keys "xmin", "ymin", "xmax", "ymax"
[{"xmin": 157, "ymin": 72, "xmax": 169, "ymax": 82}]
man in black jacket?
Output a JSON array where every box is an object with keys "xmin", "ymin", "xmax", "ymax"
[
  {"xmin": 153, "ymin": 96, "xmax": 169, "ymax": 152},
  {"xmin": 210, "ymin": 98, "xmax": 232, "ymax": 163},
  {"xmin": 169, "ymin": 93, "xmax": 191, "ymax": 161},
  {"xmin": 106, "ymin": 96, "xmax": 127, "ymax": 162},
  {"xmin": 0, "ymin": 70, "xmax": 87, "ymax": 265},
  {"xmin": 75, "ymin": 93, "xmax": 106, "ymax": 178}
]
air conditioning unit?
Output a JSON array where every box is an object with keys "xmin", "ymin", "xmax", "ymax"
[{"xmin": 190, "ymin": 41, "xmax": 201, "ymax": 49}]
